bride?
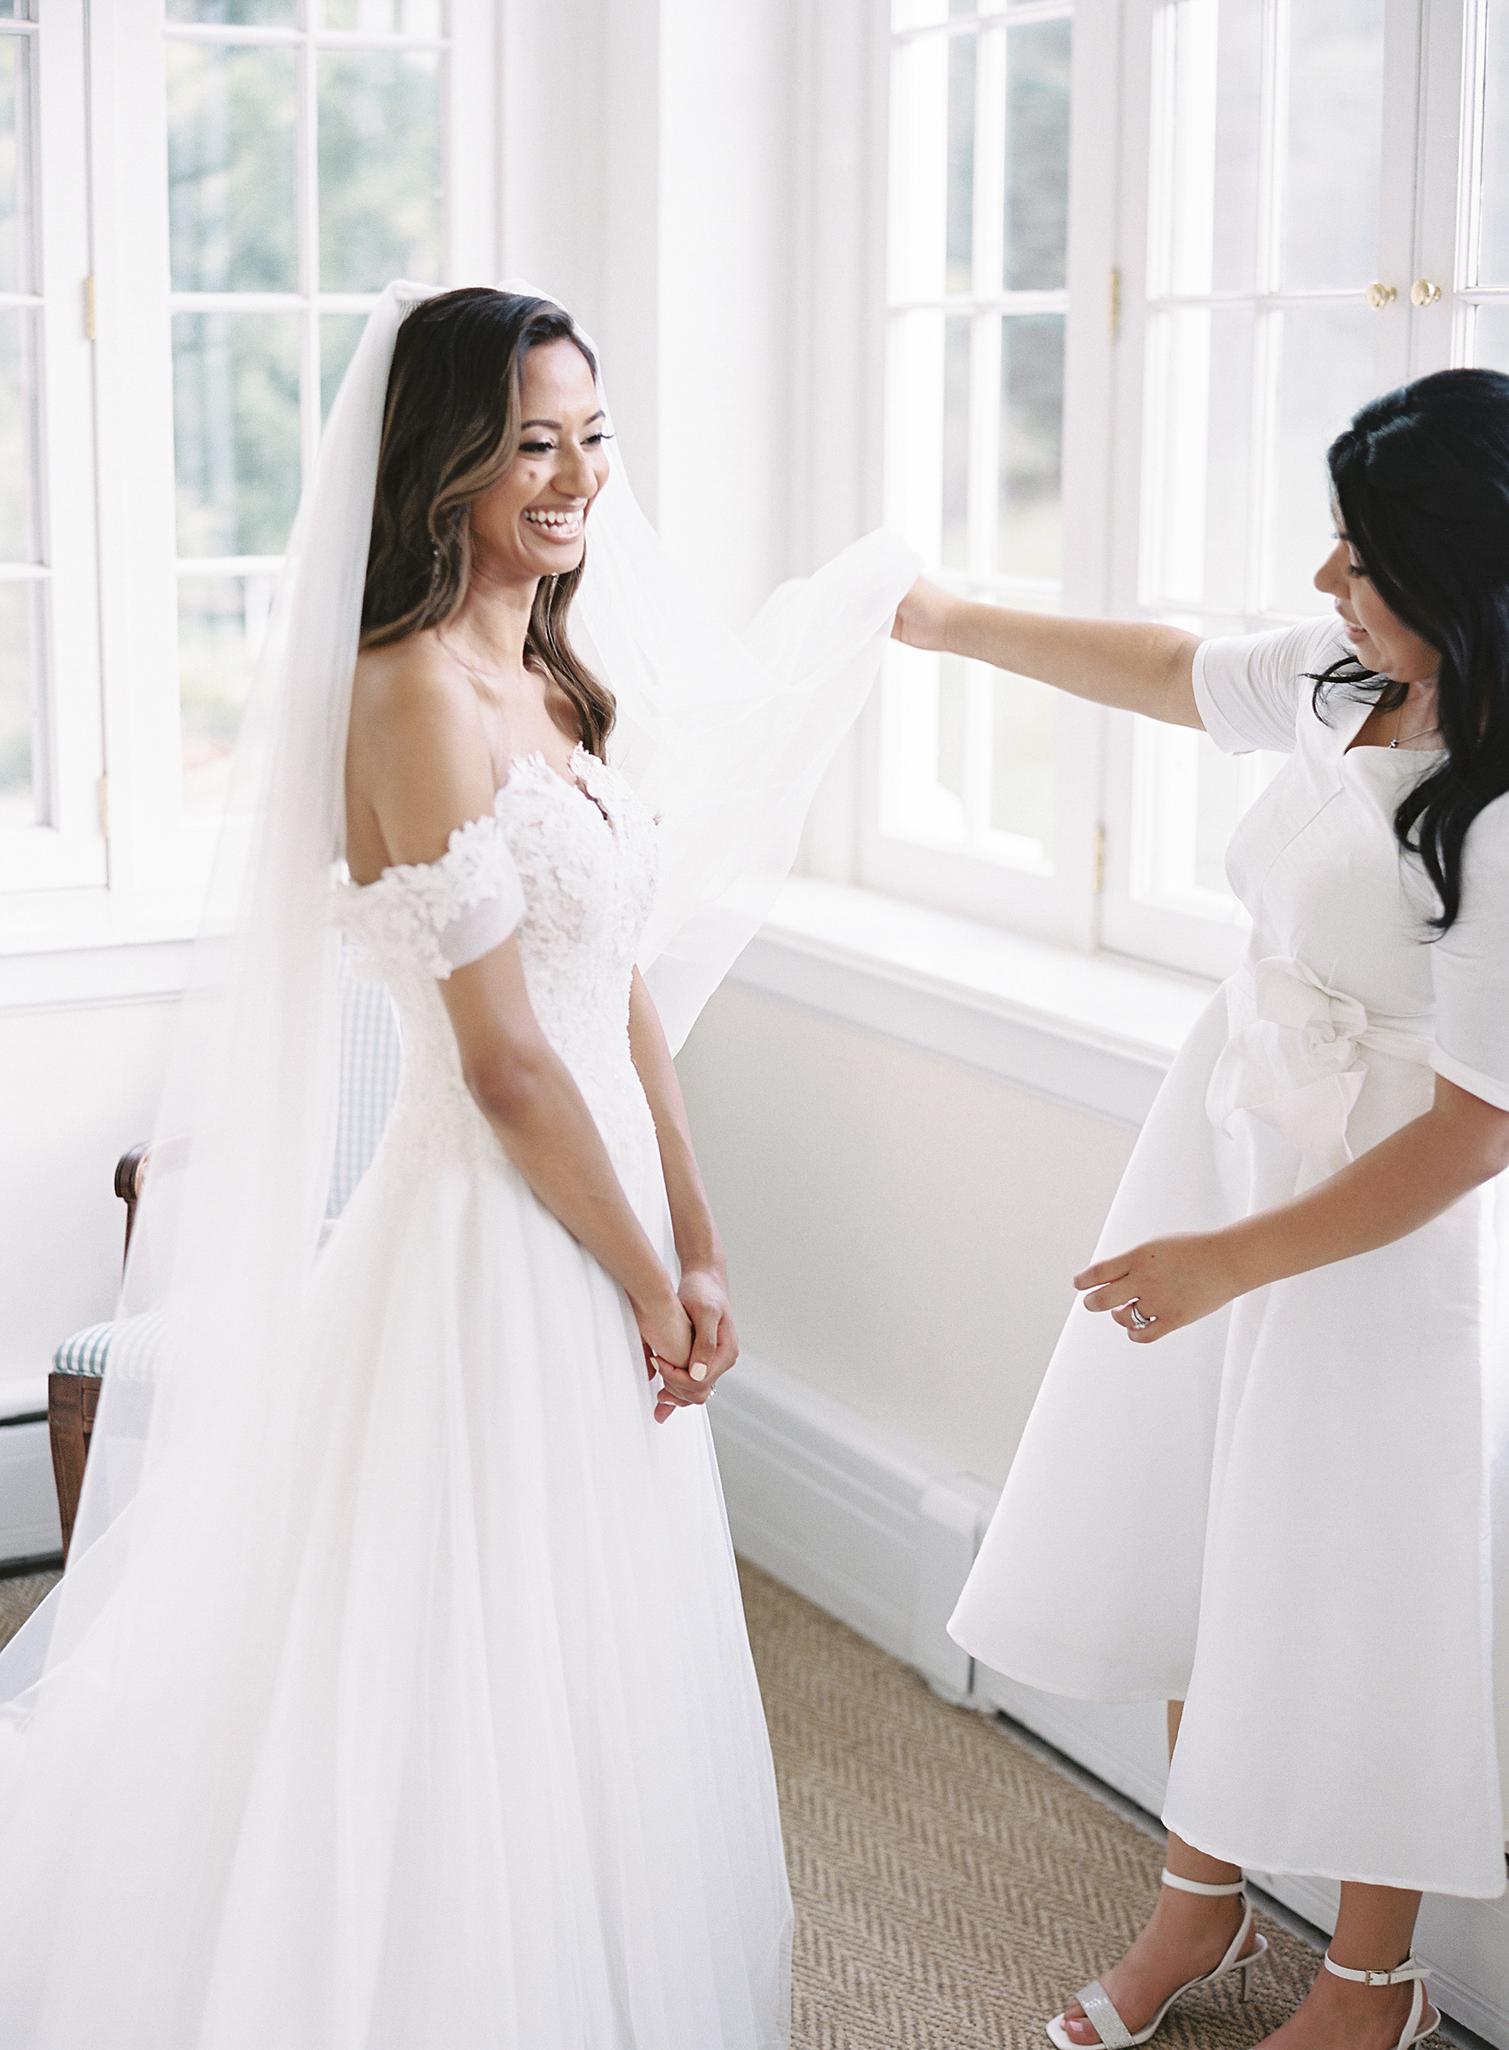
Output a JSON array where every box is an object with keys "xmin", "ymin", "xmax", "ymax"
[{"xmin": 0, "ymin": 283, "xmax": 913, "ymax": 2050}]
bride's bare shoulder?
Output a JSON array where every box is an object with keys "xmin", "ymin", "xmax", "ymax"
[{"xmin": 351, "ymin": 631, "xmax": 480, "ymax": 763}]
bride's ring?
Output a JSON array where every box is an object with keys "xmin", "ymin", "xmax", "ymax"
[{"xmin": 1128, "ymin": 1300, "xmax": 1153, "ymax": 1330}]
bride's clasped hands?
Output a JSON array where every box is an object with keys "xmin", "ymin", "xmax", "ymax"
[{"xmin": 639, "ymin": 1263, "xmax": 740, "ymax": 1423}]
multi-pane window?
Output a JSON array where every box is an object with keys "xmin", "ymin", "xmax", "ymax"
[
  {"xmin": 871, "ymin": 0, "xmax": 1509, "ymax": 979},
  {"xmin": 870, "ymin": 0, "xmax": 1085, "ymax": 936},
  {"xmin": 165, "ymin": 1, "xmax": 450, "ymax": 819},
  {"xmin": 1103, "ymin": 0, "xmax": 1407, "ymax": 975},
  {"xmin": 0, "ymin": 0, "xmax": 491, "ymax": 925},
  {"xmin": 1, "ymin": 1, "xmax": 102, "ymax": 893}
]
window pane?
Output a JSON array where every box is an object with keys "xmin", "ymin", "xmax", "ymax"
[
  {"xmin": 0, "ymin": 578, "xmax": 38, "ymax": 830},
  {"xmin": 1002, "ymin": 19, "xmax": 1070, "ymax": 291},
  {"xmin": 889, "ymin": 31, "xmax": 974, "ymax": 301},
  {"xmin": 1278, "ymin": 0, "xmax": 1384, "ymax": 292},
  {"xmin": 1477, "ymin": 7, "xmax": 1509, "ymax": 285},
  {"xmin": 1159, "ymin": 0, "xmax": 1263, "ymax": 298},
  {"xmin": 998, "ymin": 313, "xmax": 1063, "ymax": 581},
  {"xmin": 937, "ymin": 652, "xmax": 969, "ymax": 810},
  {"xmin": 1470, "ymin": 301, "xmax": 1509, "ymax": 370},
  {"xmin": 0, "ymin": 305, "xmax": 39, "ymax": 562},
  {"xmin": 940, "ymin": 315, "xmax": 971, "ymax": 568},
  {"xmin": 0, "ymin": 35, "xmax": 35, "ymax": 294},
  {"xmin": 321, "ymin": 0, "xmax": 444, "ymax": 32},
  {"xmin": 1133, "ymin": 722, "xmax": 1253, "ymax": 914},
  {"xmin": 1193, "ymin": 750, "xmax": 1247, "ymax": 895},
  {"xmin": 167, "ymin": 0, "xmax": 296, "ymax": 21},
  {"xmin": 173, "ymin": 312, "xmax": 302, "ymax": 559},
  {"xmin": 167, "ymin": 40, "xmax": 298, "ymax": 293},
  {"xmin": 178, "ymin": 574, "xmax": 276, "ymax": 817},
  {"xmin": 989, "ymin": 670, "xmax": 1055, "ymax": 846},
  {"xmin": 945, "ymin": 32, "xmax": 977, "ymax": 291},
  {"xmin": 321, "ymin": 311, "xmax": 369, "ymax": 421},
  {"xmin": 879, "ymin": 647, "xmax": 967, "ymax": 844},
  {"xmin": 318, "ymin": 50, "xmax": 443, "ymax": 294},
  {"xmin": 1263, "ymin": 303, "xmax": 1375, "ymax": 613},
  {"xmin": 886, "ymin": 310, "xmax": 971, "ymax": 566},
  {"xmin": 1142, "ymin": 304, "xmax": 1255, "ymax": 611}
]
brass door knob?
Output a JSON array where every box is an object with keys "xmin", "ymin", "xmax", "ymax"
[
  {"xmin": 1410, "ymin": 278, "xmax": 1444, "ymax": 306},
  {"xmin": 1366, "ymin": 281, "xmax": 1397, "ymax": 310}
]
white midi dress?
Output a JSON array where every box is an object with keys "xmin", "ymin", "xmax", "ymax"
[{"xmin": 949, "ymin": 617, "xmax": 1509, "ymax": 1899}]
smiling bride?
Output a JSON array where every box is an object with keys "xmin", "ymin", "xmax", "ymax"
[{"xmin": 0, "ymin": 283, "xmax": 914, "ymax": 2050}]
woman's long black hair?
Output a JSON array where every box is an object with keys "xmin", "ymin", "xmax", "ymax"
[{"xmin": 1316, "ymin": 366, "xmax": 1509, "ymax": 931}]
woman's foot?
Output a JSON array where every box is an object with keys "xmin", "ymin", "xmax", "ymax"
[
  {"xmin": 1253, "ymin": 1964, "xmax": 1438, "ymax": 2050},
  {"xmin": 1054, "ymin": 1882, "xmax": 1260, "ymax": 2046}
]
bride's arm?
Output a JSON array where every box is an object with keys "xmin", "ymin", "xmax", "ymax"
[
  {"xmin": 893, "ymin": 577, "xmax": 1203, "ymax": 728},
  {"xmin": 351, "ymin": 650, "xmax": 702, "ymax": 1415},
  {"xmin": 627, "ymin": 968, "xmax": 740, "ymax": 1392}
]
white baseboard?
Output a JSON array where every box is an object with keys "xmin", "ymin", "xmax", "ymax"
[
  {"xmin": 712, "ymin": 1357, "xmax": 1509, "ymax": 2050},
  {"xmin": 0, "ymin": 1413, "xmax": 62, "ymax": 1566}
]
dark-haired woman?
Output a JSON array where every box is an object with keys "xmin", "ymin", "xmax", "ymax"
[{"xmin": 901, "ymin": 368, "xmax": 1509, "ymax": 2050}]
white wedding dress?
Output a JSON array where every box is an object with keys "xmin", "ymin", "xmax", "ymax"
[{"xmin": 0, "ymin": 742, "xmax": 792, "ymax": 2049}]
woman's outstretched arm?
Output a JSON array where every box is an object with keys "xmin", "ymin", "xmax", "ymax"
[{"xmin": 894, "ymin": 576, "xmax": 1204, "ymax": 728}]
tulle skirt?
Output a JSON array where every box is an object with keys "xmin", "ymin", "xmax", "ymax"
[{"xmin": 0, "ymin": 1116, "xmax": 792, "ymax": 2049}]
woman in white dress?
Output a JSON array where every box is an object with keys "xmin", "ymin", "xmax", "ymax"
[
  {"xmin": 0, "ymin": 285, "xmax": 912, "ymax": 2048},
  {"xmin": 900, "ymin": 369, "xmax": 1509, "ymax": 2050}
]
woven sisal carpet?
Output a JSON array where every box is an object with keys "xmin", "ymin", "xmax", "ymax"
[{"xmin": 1, "ymin": 1562, "xmax": 1343, "ymax": 2048}]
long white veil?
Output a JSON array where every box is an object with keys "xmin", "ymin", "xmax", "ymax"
[{"xmin": 0, "ymin": 280, "xmax": 914, "ymax": 1733}]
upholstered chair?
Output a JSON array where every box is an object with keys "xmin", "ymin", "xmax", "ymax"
[{"xmin": 47, "ymin": 956, "xmax": 401, "ymax": 1563}]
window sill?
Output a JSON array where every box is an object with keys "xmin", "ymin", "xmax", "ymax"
[
  {"xmin": 725, "ymin": 878, "xmax": 1217, "ymax": 1125},
  {"xmin": 0, "ymin": 894, "xmax": 200, "ymax": 1012}
]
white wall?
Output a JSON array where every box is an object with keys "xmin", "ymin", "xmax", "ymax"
[
  {"xmin": 676, "ymin": 978, "xmax": 1135, "ymax": 1485},
  {"xmin": 0, "ymin": 997, "xmax": 178, "ymax": 1400}
]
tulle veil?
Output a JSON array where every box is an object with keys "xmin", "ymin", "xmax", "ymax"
[{"xmin": 0, "ymin": 278, "xmax": 915, "ymax": 1733}]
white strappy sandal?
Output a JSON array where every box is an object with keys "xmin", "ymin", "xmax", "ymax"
[
  {"xmin": 1045, "ymin": 1868, "xmax": 1268, "ymax": 2049},
  {"xmin": 1322, "ymin": 1949, "xmax": 1439, "ymax": 2049}
]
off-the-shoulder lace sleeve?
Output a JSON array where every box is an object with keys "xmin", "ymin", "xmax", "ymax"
[{"xmin": 377, "ymin": 811, "xmax": 526, "ymax": 979}]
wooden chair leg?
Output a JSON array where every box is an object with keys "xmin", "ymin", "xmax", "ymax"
[{"xmin": 48, "ymin": 1372, "xmax": 100, "ymax": 1567}]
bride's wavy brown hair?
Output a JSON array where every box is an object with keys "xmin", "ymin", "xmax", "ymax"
[{"xmin": 360, "ymin": 286, "xmax": 615, "ymax": 755}]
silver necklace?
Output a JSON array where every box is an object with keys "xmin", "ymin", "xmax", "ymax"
[
  {"xmin": 437, "ymin": 626, "xmax": 513, "ymax": 693},
  {"xmin": 1389, "ymin": 694, "xmax": 1440, "ymax": 749}
]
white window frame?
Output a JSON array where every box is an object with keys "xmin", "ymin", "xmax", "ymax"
[
  {"xmin": 1, "ymin": 0, "xmax": 104, "ymax": 897},
  {"xmin": 1099, "ymin": 0, "xmax": 1438, "ymax": 981},
  {"xmin": 824, "ymin": 0, "xmax": 1505, "ymax": 986},
  {"xmin": 851, "ymin": 0, "xmax": 1119, "ymax": 951},
  {"xmin": 1, "ymin": 0, "xmax": 498, "ymax": 941}
]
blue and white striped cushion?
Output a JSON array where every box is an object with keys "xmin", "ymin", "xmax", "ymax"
[
  {"xmin": 51, "ymin": 1309, "xmax": 168, "ymax": 1380},
  {"xmin": 51, "ymin": 1321, "xmax": 116, "ymax": 1377},
  {"xmin": 326, "ymin": 954, "xmax": 402, "ymax": 1218}
]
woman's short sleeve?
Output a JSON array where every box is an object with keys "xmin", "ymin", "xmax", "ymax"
[
  {"xmin": 1192, "ymin": 616, "xmax": 1349, "ymax": 756},
  {"xmin": 1430, "ymin": 794, "xmax": 1509, "ymax": 1112},
  {"xmin": 380, "ymin": 812, "xmax": 526, "ymax": 979}
]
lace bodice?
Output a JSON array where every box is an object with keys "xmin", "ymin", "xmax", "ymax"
[{"xmin": 332, "ymin": 745, "xmax": 661, "ymax": 1176}]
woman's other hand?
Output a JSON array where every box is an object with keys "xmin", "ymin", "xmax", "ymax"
[{"xmin": 1074, "ymin": 1232, "xmax": 1249, "ymax": 1343}]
